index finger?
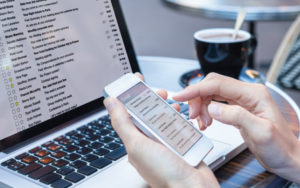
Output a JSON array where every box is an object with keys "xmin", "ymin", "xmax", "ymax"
[{"xmin": 173, "ymin": 73, "xmax": 257, "ymax": 106}]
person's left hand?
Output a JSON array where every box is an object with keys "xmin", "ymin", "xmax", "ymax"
[{"xmin": 103, "ymin": 74, "xmax": 219, "ymax": 188}]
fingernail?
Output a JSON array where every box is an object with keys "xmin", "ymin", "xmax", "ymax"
[
  {"xmin": 104, "ymin": 98, "xmax": 116, "ymax": 112},
  {"xmin": 201, "ymin": 116, "xmax": 209, "ymax": 127},
  {"xmin": 208, "ymin": 103, "xmax": 222, "ymax": 117},
  {"xmin": 189, "ymin": 107, "xmax": 193, "ymax": 118}
]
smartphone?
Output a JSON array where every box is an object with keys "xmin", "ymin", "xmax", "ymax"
[{"xmin": 104, "ymin": 73, "xmax": 213, "ymax": 166}]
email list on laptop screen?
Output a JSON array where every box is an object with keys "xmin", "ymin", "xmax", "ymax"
[{"xmin": 0, "ymin": 0, "xmax": 135, "ymax": 141}]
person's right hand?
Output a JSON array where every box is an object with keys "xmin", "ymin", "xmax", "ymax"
[{"xmin": 173, "ymin": 73, "xmax": 300, "ymax": 184}]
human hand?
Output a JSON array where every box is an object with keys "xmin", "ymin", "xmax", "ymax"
[
  {"xmin": 104, "ymin": 73, "xmax": 219, "ymax": 188},
  {"xmin": 173, "ymin": 73, "xmax": 300, "ymax": 183}
]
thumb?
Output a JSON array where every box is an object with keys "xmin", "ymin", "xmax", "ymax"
[
  {"xmin": 208, "ymin": 102, "xmax": 264, "ymax": 136},
  {"xmin": 104, "ymin": 97, "xmax": 142, "ymax": 145}
]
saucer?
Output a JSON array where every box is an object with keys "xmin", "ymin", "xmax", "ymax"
[{"xmin": 179, "ymin": 67, "xmax": 266, "ymax": 87}]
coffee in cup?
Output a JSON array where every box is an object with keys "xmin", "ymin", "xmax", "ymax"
[{"xmin": 194, "ymin": 28, "xmax": 256, "ymax": 79}]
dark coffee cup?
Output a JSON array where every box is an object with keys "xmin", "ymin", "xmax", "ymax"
[{"xmin": 194, "ymin": 28, "xmax": 256, "ymax": 79}]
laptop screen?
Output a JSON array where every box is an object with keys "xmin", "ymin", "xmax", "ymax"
[{"xmin": 0, "ymin": 0, "xmax": 139, "ymax": 148}]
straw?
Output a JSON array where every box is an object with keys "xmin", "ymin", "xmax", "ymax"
[{"xmin": 233, "ymin": 9, "xmax": 247, "ymax": 39}]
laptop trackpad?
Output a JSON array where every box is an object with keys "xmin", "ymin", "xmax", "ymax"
[
  {"xmin": 203, "ymin": 139, "xmax": 232, "ymax": 167},
  {"xmin": 0, "ymin": 182, "xmax": 13, "ymax": 188}
]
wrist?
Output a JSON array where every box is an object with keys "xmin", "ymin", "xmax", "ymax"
[
  {"xmin": 274, "ymin": 140, "xmax": 300, "ymax": 184},
  {"xmin": 166, "ymin": 168, "xmax": 219, "ymax": 188}
]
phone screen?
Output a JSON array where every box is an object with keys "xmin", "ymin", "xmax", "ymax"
[{"xmin": 118, "ymin": 82, "xmax": 202, "ymax": 155}]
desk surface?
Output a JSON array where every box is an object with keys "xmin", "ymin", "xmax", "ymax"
[
  {"xmin": 162, "ymin": 0, "xmax": 300, "ymax": 21},
  {"xmin": 138, "ymin": 56, "xmax": 300, "ymax": 187}
]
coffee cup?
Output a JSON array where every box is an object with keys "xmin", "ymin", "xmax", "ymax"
[{"xmin": 194, "ymin": 28, "xmax": 257, "ymax": 79}]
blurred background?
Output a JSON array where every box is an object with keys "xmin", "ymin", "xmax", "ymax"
[{"xmin": 119, "ymin": 0, "xmax": 299, "ymax": 105}]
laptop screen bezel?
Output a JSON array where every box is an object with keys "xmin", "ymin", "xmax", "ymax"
[{"xmin": 0, "ymin": 0, "xmax": 140, "ymax": 151}]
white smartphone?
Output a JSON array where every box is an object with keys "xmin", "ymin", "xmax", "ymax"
[{"xmin": 104, "ymin": 73, "xmax": 213, "ymax": 166}]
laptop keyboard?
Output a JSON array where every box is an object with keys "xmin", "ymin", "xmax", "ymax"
[
  {"xmin": 0, "ymin": 100, "xmax": 189, "ymax": 188},
  {"xmin": 1, "ymin": 115, "xmax": 126, "ymax": 188}
]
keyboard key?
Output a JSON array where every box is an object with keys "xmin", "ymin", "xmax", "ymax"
[
  {"xmin": 8, "ymin": 161, "xmax": 25, "ymax": 171},
  {"xmin": 81, "ymin": 128, "xmax": 95, "ymax": 136},
  {"xmin": 35, "ymin": 150, "xmax": 50, "ymax": 157},
  {"xmin": 180, "ymin": 104, "xmax": 189, "ymax": 113},
  {"xmin": 66, "ymin": 130, "xmax": 77, "ymax": 137},
  {"xmin": 53, "ymin": 159, "xmax": 68, "ymax": 167},
  {"xmin": 54, "ymin": 136, "xmax": 65, "ymax": 142},
  {"xmin": 56, "ymin": 166, "xmax": 74, "ymax": 176},
  {"xmin": 48, "ymin": 144, "xmax": 62, "ymax": 151},
  {"xmin": 99, "ymin": 115, "xmax": 110, "ymax": 122},
  {"xmin": 42, "ymin": 141, "xmax": 54, "ymax": 148},
  {"xmin": 115, "ymin": 138, "xmax": 123, "ymax": 145},
  {"xmin": 89, "ymin": 142, "xmax": 103, "ymax": 149},
  {"xmin": 40, "ymin": 173, "xmax": 62, "ymax": 185},
  {"xmin": 18, "ymin": 162, "xmax": 42, "ymax": 175},
  {"xmin": 77, "ymin": 126, "xmax": 90, "ymax": 133},
  {"xmin": 1, "ymin": 159, "xmax": 16, "ymax": 166},
  {"xmin": 105, "ymin": 126, "xmax": 114, "ymax": 131},
  {"xmin": 71, "ymin": 133, "xmax": 84, "ymax": 140},
  {"xmin": 73, "ymin": 140, "xmax": 90, "ymax": 147},
  {"xmin": 82, "ymin": 154, "xmax": 98, "ymax": 162},
  {"xmin": 64, "ymin": 145, "xmax": 79, "ymax": 152},
  {"xmin": 104, "ymin": 142, "xmax": 121, "ymax": 150},
  {"xmin": 29, "ymin": 166, "xmax": 56, "ymax": 180},
  {"xmin": 90, "ymin": 158, "xmax": 112, "ymax": 169},
  {"xmin": 29, "ymin": 147, "xmax": 41, "ymax": 153},
  {"xmin": 166, "ymin": 99, "xmax": 175, "ymax": 104},
  {"xmin": 70, "ymin": 160, "xmax": 86, "ymax": 169},
  {"xmin": 98, "ymin": 129, "xmax": 111, "ymax": 136},
  {"xmin": 109, "ymin": 132, "xmax": 119, "ymax": 139},
  {"xmin": 99, "ymin": 136, "xmax": 114, "ymax": 143},
  {"xmin": 51, "ymin": 151, "xmax": 67, "ymax": 158},
  {"xmin": 15, "ymin": 153, "xmax": 29, "ymax": 160},
  {"xmin": 39, "ymin": 157, "xmax": 55, "ymax": 164},
  {"xmin": 59, "ymin": 139, "xmax": 71, "ymax": 146},
  {"xmin": 22, "ymin": 155, "xmax": 38, "ymax": 164},
  {"xmin": 51, "ymin": 179, "xmax": 72, "ymax": 188},
  {"xmin": 94, "ymin": 148, "xmax": 110, "ymax": 156},
  {"xmin": 77, "ymin": 147, "xmax": 92, "ymax": 155},
  {"xmin": 85, "ymin": 134, "xmax": 100, "ymax": 141},
  {"xmin": 78, "ymin": 165, "xmax": 97, "ymax": 176},
  {"xmin": 105, "ymin": 146, "xmax": 127, "ymax": 161},
  {"xmin": 64, "ymin": 153, "xmax": 80, "ymax": 161},
  {"xmin": 89, "ymin": 123, "xmax": 105, "ymax": 130},
  {"xmin": 65, "ymin": 172, "xmax": 85, "ymax": 183}
]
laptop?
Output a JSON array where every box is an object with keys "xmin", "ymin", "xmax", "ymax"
[{"xmin": 0, "ymin": 0, "xmax": 246, "ymax": 187}]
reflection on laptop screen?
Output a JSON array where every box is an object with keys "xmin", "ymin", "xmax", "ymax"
[{"xmin": 0, "ymin": 1, "xmax": 132, "ymax": 140}]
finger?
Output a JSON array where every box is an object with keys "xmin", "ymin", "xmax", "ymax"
[
  {"xmin": 156, "ymin": 89, "xmax": 168, "ymax": 100},
  {"xmin": 173, "ymin": 73, "xmax": 256, "ymax": 106},
  {"xmin": 171, "ymin": 103, "xmax": 181, "ymax": 112},
  {"xmin": 156, "ymin": 90, "xmax": 180, "ymax": 111},
  {"xmin": 189, "ymin": 97, "xmax": 212, "ymax": 127},
  {"xmin": 200, "ymin": 100, "xmax": 212, "ymax": 127},
  {"xmin": 134, "ymin": 72, "xmax": 144, "ymax": 82},
  {"xmin": 188, "ymin": 97, "xmax": 202, "ymax": 119},
  {"xmin": 104, "ymin": 97, "xmax": 143, "ymax": 144},
  {"xmin": 207, "ymin": 102, "xmax": 264, "ymax": 135},
  {"xmin": 197, "ymin": 117, "xmax": 207, "ymax": 131}
]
